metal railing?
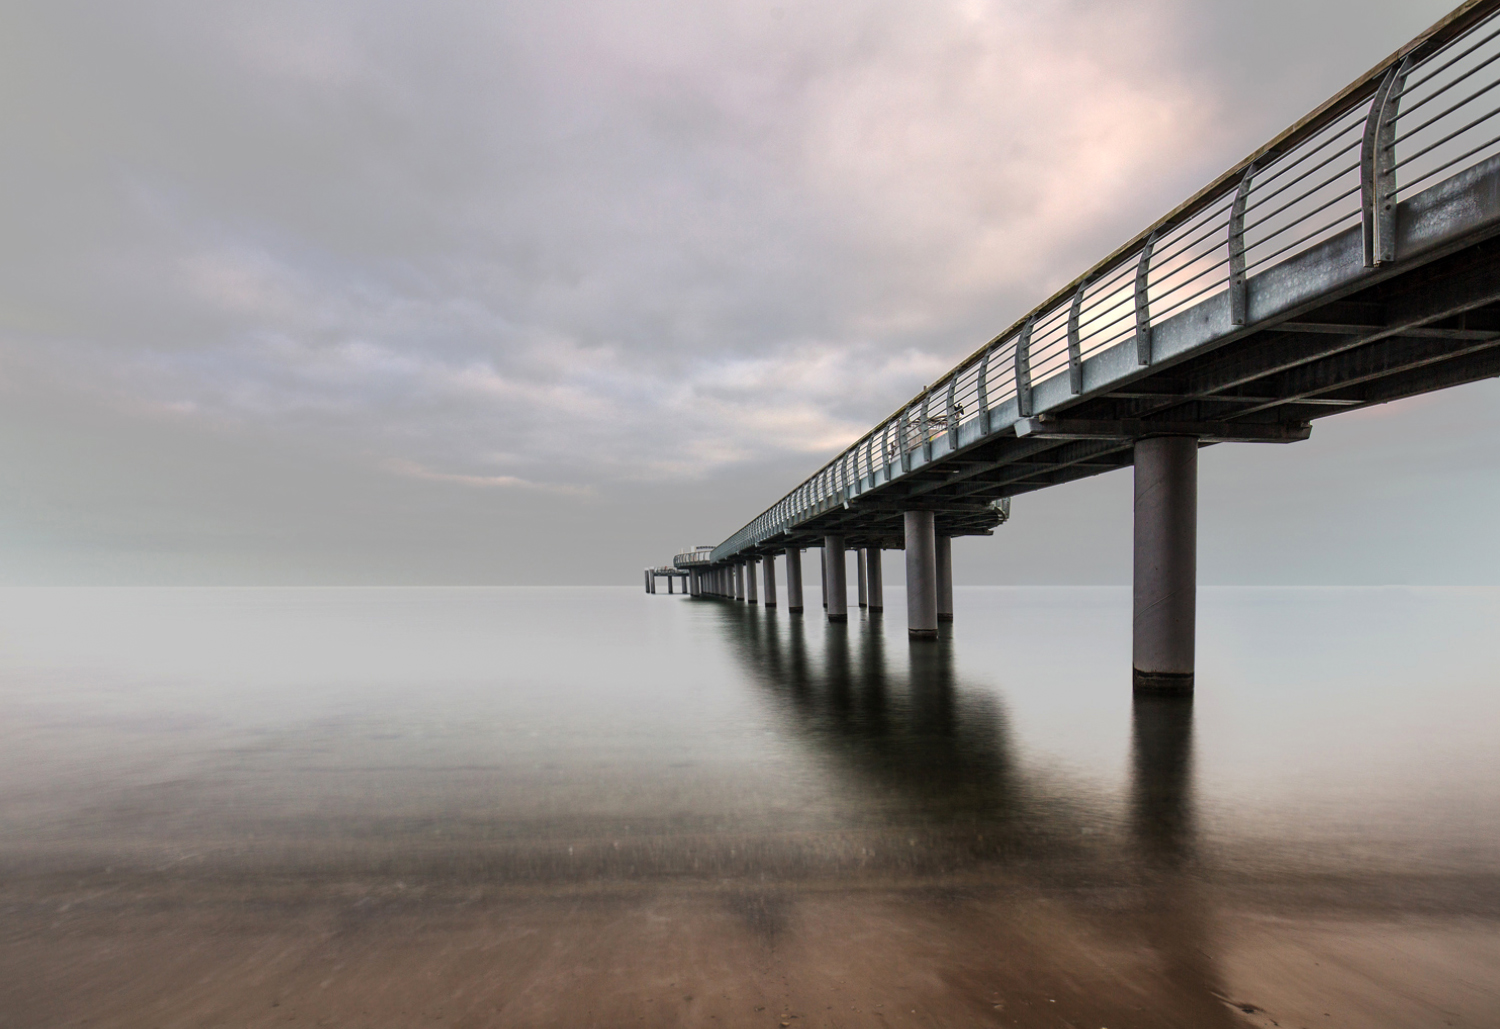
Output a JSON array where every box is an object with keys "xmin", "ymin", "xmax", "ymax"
[{"xmin": 711, "ymin": 1, "xmax": 1500, "ymax": 564}]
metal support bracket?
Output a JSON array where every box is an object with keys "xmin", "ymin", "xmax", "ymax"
[
  {"xmin": 1135, "ymin": 234, "xmax": 1155, "ymax": 365},
  {"xmin": 1229, "ymin": 163, "xmax": 1255, "ymax": 325},
  {"xmin": 1014, "ymin": 416, "xmax": 1310, "ymax": 443},
  {"xmin": 1015, "ymin": 318, "xmax": 1035, "ymax": 417},
  {"xmin": 1362, "ymin": 59, "xmax": 1410, "ymax": 268}
]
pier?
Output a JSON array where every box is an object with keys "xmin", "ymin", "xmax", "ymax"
[{"xmin": 652, "ymin": 1, "xmax": 1500, "ymax": 693}]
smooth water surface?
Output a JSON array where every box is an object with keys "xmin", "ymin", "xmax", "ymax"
[{"xmin": 1, "ymin": 586, "xmax": 1498, "ymax": 1027}]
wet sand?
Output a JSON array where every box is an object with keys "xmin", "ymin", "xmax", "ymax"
[{"xmin": 3, "ymin": 857, "xmax": 1497, "ymax": 1028}]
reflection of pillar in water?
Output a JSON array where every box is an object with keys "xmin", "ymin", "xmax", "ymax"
[
  {"xmin": 823, "ymin": 615, "xmax": 853, "ymax": 714},
  {"xmin": 1127, "ymin": 694, "xmax": 1237, "ymax": 1027},
  {"xmin": 855, "ymin": 603, "xmax": 891, "ymax": 736},
  {"xmin": 907, "ymin": 633, "xmax": 957, "ymax": 738},
  {"xmin": 786, "ymin": 606, "xmax": 811, "ymax": 701},
  {"xmin": 1129, "ymin": 694, "xmax": 1196, "ymax": 868}
]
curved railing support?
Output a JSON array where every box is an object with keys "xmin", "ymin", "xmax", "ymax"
[
  {"xmin": 1362, "ymin": 57, "xmax": 1412, "ymax": 267},
  {"xmin": 1135, "ymin": 234, "xmax": 1156, "ymax": 366},
  {"xmin": 1229, "ymin": 163, "xmax": 1255, "ymax": 325}
]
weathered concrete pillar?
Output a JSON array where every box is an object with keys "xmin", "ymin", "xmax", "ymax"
[
  {"xmin": 763, "ymin": 553, "xmax": 777, "ymax": 608},
  {"xmin": 904, "ymin": 511, "xmax": 938, "ymax": 640},
  {"xmin": 747, "ymin": 557, "xmax": 759, "ymax": 604},
  {"xmin": 735, "ymin": 563, "xmax": 745, "ymax": 602},
  {"xmin": 786, "ymin": 548, "xmax": 805, "ymax": 613},
  {"xmin": 935, "ymin": 535, "xmax": 953, "ymax": 622},
  {"xmin": 668, "ymin": 575, "xmax": 674, "ymax": 594},
  {"xmin": 1133, "ymin": 436, "xmax": 1197, "ymax": 694},
  {"xmin": 820, "ymin": 549, "xmax": 828, "ymax": 609},
  {"xmin": 866, "ymin": 548, "xmax": 883, "ymax": 612},
  {"xmin": 857, "ymin": 548, "xmax": 868, "ymax": 608},
  {"xmin": 825, "ymin": 535, "xmax": 848, "ymax": 622}
]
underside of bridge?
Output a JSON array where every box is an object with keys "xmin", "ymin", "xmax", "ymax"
[{"xmin": 744, "ymin": 230, "xmax": 1500, "ymax": 558}]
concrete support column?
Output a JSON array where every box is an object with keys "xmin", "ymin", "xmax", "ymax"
[
  {"xmin": 820, "ymin": 550, "xmax": 828, "ymax": 609},
  {"xmin": 904, "ymin": 511, "xmax": 938, "ymax": 640},
  {"xmin": 785, "ymin": 548, "xmax": 805, "ymax": 613},
  {"xmin": 866, "ymin": 548, "xmax": 883, "ymax": 612},
  {"xmin": 735, "ymin": 563, "xmax": 745, "ymax": 602},
  {"xmin": 935, "ymin": 535, "xmax": 953, "ymax": 622},
  {"xmin": 857, "ymin": 549, "xmax": 868, "ymax": 608},
  {"xmin": 747, "ymin": 558, "xmax": 759, "ymax": 604},
  {"xmin": 824, "ymin": 535, "xmax": 848, "ymax": 622},
  {"xmin": 763, "ymin": 554, "xmax": 777, "ymax": 608},
  {"xmin": 668, "ymin": 575, "xmax": 674, "ymax": 594},
  {"xmin": 1133, "ymin": 436, "xmax": 1197, "ymax": 694}
]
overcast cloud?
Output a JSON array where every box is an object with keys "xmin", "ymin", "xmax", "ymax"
[{"xmin": 5, "ymin": 0, "xmax": 1496, "ymax": 585}]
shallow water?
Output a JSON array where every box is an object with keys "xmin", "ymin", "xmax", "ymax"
[{"xmin": 1, "ymin": 586, "xmax": 1497, "ymax": 1027}]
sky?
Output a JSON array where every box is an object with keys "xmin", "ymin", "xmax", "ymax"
[{"xmin": 3, "ymin": 0, "xmax": 1497, "ymax": 586}]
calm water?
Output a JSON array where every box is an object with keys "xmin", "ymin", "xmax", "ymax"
[{"xmin": 2, "ymin": 586, "xmax": 1498, "ymax": 1027}]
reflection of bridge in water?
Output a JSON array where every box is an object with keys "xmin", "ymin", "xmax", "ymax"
[
  {"xmin": 711, "ymin": 599, "xmax": 1240, "ymax": 1023},
  {"xmin": 666, "ymin": 2, "xmax": 1500, "ymax": 696}
]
